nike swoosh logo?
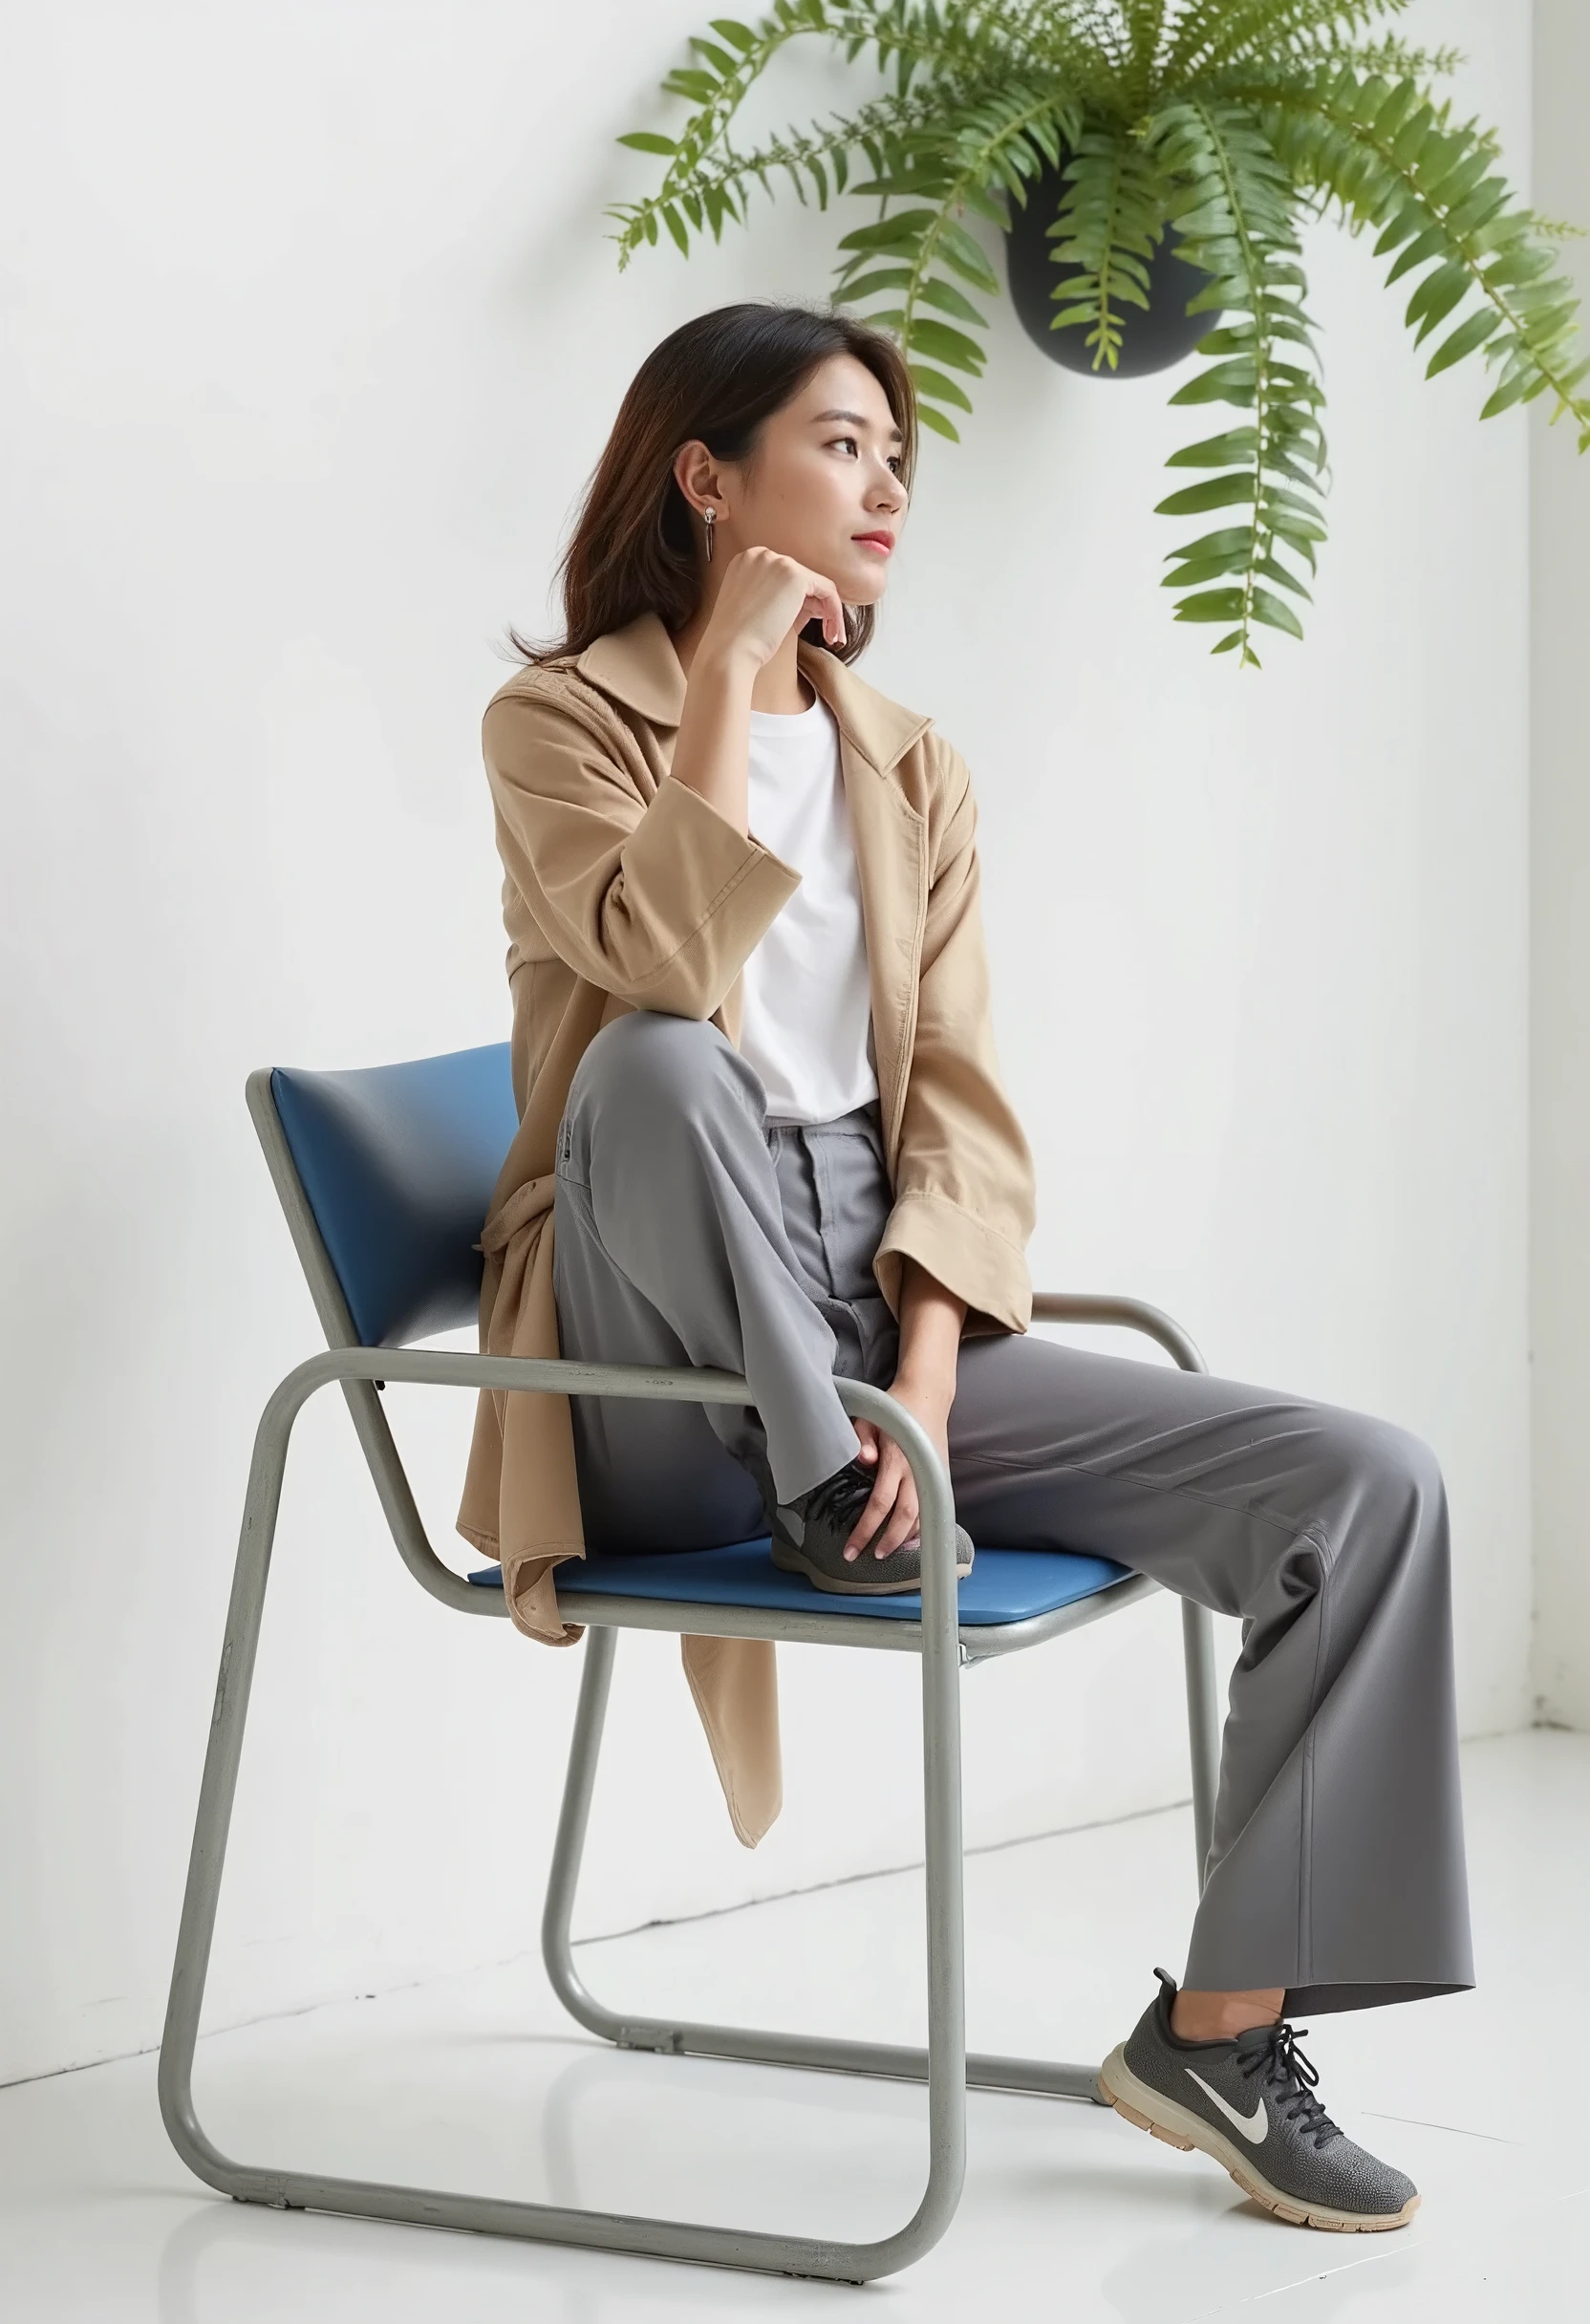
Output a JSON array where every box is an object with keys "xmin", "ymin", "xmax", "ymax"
[{"xmin": 1185, "ymin": 2069, "xmax": 1268, "ymax": 2144}]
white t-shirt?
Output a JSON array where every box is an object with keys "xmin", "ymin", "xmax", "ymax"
[{"xmin": 739, "ymin": 689, "xmax": 878, "ymax": 1126}]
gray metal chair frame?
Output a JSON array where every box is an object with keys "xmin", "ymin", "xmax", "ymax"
[{"xmin": 159, "ymin": 1069, "xmax": 1223, "ymax": 2285}]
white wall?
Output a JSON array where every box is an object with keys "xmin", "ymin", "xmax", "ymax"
[
  {"xmin": 0, "ymin": 1, "xmax": 1536, "ymax": 2086},
  {"xmin": 1531, "ymin": 0, "xmax": 1590, "ymax": 1726}
]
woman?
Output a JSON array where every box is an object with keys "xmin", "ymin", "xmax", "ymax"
[{"xmin": 457, "ymin": 302, "xmax": 1472, "ymax": 2235}]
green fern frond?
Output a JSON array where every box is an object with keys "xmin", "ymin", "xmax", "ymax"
[
  {"xmin": 609, "ymin": 84, "xmax": 959, "ymax": 254},
  {"xmin": 1530, "ymin": 212, "xmax": 1589, "ymax": 246},
  {"xmin": 1312, "ymin": 36, "xmax": 1465, "ymax": 81},
  {"xmin": 821, "ymin": 0, "xmax": 1128, "ymax": 112},
  {"xmin": 1045, "ymin": 127, "xmax": 1167, "ymax": 370},
  {"xmin": 609, "ymin": 3, "xmax": 1042, "ymax": 263},
  {"xmin": 832, "ymin": 83, "xmax": 1075, "ymax": 438},
  {"xmin": 824, "ymin": 0, "xmax": 1042, "ymax": 94},
  {"xmin": 1150, "ymin": 97, "xmax": 1326, "ymax": 664},
  {"xmin": 1170, "ymin": 0, "xmax": 1410, "ymax": 82},
  {"xmin": 610, "ymin": 2, "xmax": 845, "ymax": 267},
  {"xmin": 1117, "ymin": 3, "xmax": 1171, "ymax": 107},
  {"xmin": 1243, "ymin": 65, "xmax": 1590, "ymax": 444}
]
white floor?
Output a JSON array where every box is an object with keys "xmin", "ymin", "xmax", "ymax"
[{"xmin": 3, "ymin": 1729, "xmax": 1584, "ymax": 2322}]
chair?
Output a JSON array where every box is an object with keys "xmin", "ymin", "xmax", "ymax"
[{"xmin": 160, "ymin": 1043, "xmax": 1222, "ymax": 2285}]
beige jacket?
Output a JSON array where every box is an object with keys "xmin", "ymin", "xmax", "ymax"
[{"xmin": 456, "ymin": 609, "xmax": 1036, "ymax": 1843}]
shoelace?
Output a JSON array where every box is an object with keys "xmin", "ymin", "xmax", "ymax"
[
  {"xmin": 799, "ymin": 1459, "xmax": 900, "ymax": 1552},
  {"xmin": 1238, "ymin": 2023, "xmax": 1343, "ymax": 2150}
]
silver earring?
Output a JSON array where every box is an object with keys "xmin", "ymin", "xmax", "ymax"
[{"xmin": 702, "ymin": 506, "xmax": 716, "ymax": 563}]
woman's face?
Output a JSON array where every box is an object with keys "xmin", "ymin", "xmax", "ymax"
[{"xmin": 679, "ymin": 352, "xmax": 910, "ymax": 608}]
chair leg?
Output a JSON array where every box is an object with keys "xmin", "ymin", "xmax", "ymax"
[
  {"xmin": 540, "ymin": 1625, "xmax": 623, "ymax": 2041},
  {"xmin": 157, "ymin": 1365, "xmax": 963, "ymax": 2282},
  {"xmin": 1180, "ymin": 1600, "xmax": 1222, "ymax": 1889},
  {"xmin": 539, "ymin": 1619, "xmax": 1107, "ymax": 2107},
  {"xmin": 159, "ymin": 1366, "xmax": 294, "ymax": 2197},
  {"xmin": 539, "ymin": 1545, "xmax": 976, "ymax": 2236}
]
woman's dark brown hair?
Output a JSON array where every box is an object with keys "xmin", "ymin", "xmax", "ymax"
[{"xmin": 512, "ymin": 301, "xmax": 917, "ymax": 669}]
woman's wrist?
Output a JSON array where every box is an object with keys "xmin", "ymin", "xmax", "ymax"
[
  {"xmin": 669, "ymin": 645, "xmax": 757, "ymax": 832},
  {"xmin": 688, "ymin": 634, "xmax": 762, "ymax": 694},
  {"xmin": 893, "ymin": 1260, "xmax": 965, "ymax": 1416},
  {"xmin": 891, "ymin": 1363, "xmax": 956, "ymax": 1422}
]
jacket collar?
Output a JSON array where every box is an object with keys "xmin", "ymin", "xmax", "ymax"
[{"xmin": 574, "ymin": 610, "xmax": 932, "ymax": 772}]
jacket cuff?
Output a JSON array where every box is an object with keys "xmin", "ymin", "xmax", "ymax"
[
  {"xmin": 624, "ymin": 779, "xmax": 801, "ymax": 1010},
  {"xmin": 873, "ymin": 1188, "xmax": 1032, "ymax": 1337}
]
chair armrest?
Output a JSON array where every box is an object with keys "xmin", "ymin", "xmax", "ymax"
[
  {"xmin": 256, "ymin": 1345, "xmax": 962, "ymax": 1629},
  {"xmin": 1030, "ymin": 1293, "xmax": 1205, "ymax": 1376}
]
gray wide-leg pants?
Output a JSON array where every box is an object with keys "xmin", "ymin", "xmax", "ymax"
[{"xmin": 552, "ymin": 1011, "xmax": 1474, "ymax": 2015}]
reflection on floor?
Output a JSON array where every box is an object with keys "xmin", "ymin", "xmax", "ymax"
[{"xmin": 2, "ymin": 1730, "xmax": 1582, "ymax": 2321}]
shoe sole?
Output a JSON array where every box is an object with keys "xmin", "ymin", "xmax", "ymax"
[
  {"xmin": 1096, "ymin": 2045, "xmax": 1420, "ymax": 2234},
  {"xmin": 768, "ymin": 1540, "xmax": 973, "ymax": 1597}
]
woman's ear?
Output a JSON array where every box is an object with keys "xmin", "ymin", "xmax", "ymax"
[{"xmin": 673, "ymin": 439, "xmax": 723, "ymax": 523}]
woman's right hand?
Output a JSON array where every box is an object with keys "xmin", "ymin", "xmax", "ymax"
[{"xmin": 698, "ymin": 545, "xmax": 848, "ymax": 667}]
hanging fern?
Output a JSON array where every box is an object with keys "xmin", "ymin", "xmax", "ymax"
[
  {"xmin": 610, "ymin": 1, "xmax": 1589, "ymax": 666},
  {"xmin": 1150, "ymin": 99, "xmax": 1326, "ymax": 659}
]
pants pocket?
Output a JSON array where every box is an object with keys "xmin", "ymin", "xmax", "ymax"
[{"xmin": 555, "ymin": 1109, "xmax": 590, "ymax": 1191}]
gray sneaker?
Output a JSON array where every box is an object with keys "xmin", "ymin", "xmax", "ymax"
[
  {"xmin": 1098, "ymin": 1969, "xmax": 1419, "ymax": 2232},
  {"xmin": 747, "ymin": 1450, "xmax": 974, "ymax": 1596}
]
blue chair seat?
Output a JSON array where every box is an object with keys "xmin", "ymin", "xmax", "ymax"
[{"xmin": 468, "ymin": 1539, "xmax": 1129, "ymax": 1625}]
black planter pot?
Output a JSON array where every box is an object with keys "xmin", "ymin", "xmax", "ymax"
[{"xmin": 1003, "ymin": 161, "xmax": 1218, "ymax": 378}]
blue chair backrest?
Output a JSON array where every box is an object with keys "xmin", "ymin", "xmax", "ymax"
[{"xmin": 271, "ymin": 1044, "xmax": 519, "ymax": 1347}]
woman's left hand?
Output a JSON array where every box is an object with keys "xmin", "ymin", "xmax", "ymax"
[{"xmin": 846, "ymin": 1376, "xmax": 954, "ymax": 1562}]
